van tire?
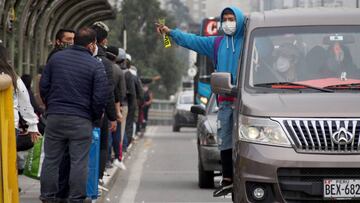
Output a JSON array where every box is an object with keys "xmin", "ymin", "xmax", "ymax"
[{"xmin": 198, "ymin": 155, "xmax": 214, "ymax": 188}]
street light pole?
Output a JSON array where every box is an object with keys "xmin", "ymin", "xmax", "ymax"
[{"xmin": 357, "ymin": 0, "xmax": 359, "ymax": 8}]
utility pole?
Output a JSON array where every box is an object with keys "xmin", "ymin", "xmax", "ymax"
[
  {"xmin": 357, "ymin": 0, "xmax": 359, "ymax": 8},
  {"xmin": 123, "ymin": 19, "xmax": 127, "ymax": 51}
]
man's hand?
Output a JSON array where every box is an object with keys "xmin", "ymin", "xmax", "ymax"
[
  {"xmin": 155, "ymin": 23, "xmax": 171, "ymax": 35},
  {"xmin": 109, "ymin": 121, "xmax": 117, "ymax": 132},
  {"xmin": 29, "ymin": 132, "xmax": 40, "ymax": 143}
]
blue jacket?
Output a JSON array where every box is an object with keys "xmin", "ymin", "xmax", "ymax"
[
  {"xmin": 40, "ymin": 45, "xmax": 109, "ymax": 121},
  {"xmin": 169, "ymin": 6, "xmax": 245, "ymax": 84}
]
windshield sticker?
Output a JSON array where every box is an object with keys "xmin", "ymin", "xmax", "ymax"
[{"xmin": 330, "ymin": 35, "xmax": 344, "ymax": 41}]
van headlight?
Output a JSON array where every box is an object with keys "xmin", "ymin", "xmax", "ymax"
[{"xmin": 239, "ymin": 116, "xmax": 291, "ymax": 147}]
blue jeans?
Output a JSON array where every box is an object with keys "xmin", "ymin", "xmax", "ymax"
[
  {"xmin": 217, "ymin": 102, "xmax": 234, "ymax": 151},
  {"xmin": 110, "ymin": 122, "xmax": 121, "ymax": 160}
]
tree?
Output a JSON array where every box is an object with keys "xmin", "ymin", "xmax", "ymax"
[{"xmin": 106, "ymin": 0, "xmax": 192, "ymax": 99}]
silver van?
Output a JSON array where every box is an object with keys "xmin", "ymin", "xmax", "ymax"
[{"xmin": 212, "ymin": 8, "xmax": 360, "ymax": 203}]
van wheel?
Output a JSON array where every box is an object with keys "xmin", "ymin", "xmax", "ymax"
[
  {"xmin": 198, "ymin": 155, "xmax": 214, "ymax": 188},
  {"xmin": 173, "ymin": 125, "xmax": 180, "ymax": 132}
]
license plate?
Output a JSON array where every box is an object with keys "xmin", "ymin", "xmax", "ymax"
[{"xmin": 324, "ymin": 179, "xmax": 360, "ymax": 199}]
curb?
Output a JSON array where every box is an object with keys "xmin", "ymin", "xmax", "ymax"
[{"xmin": 95, "ymin": 134, "xmax": 140, "ymax": 203}]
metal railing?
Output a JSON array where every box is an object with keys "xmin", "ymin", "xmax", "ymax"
[{"xmin": 147, "ymin": 99, "xmax": 175, "ymax": 125}]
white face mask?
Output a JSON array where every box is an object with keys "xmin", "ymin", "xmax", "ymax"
[
  {"xmin": 92, "ymin": 44, "xmax": 98, "ymax": 57},
  {"xmin": 222, "ymin": 21, "xmax": 236, "ymax": 35},
  {"xmin": 276, "ymin": 56, "xmax": 291, "ymax": 72}
]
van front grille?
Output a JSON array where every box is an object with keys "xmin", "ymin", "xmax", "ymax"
[
  {"xmin": 278, "ymin": 168, "xmax": 360, "ymax": 202},
  {"xmin": 279, "ymin": 119, "xmax": 360, "ymax": 153}
]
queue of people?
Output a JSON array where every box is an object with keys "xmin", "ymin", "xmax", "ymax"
[{"xmin": 0, "ymin": 19, "xmax": 152, "ymax": 203}]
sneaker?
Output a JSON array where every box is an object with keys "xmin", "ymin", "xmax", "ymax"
[
  {"xmin": 99, "ymin": 179, "xmax": 104, "ymax": 185},
  {"xmin": 113, "ymin": 159, "xmax": 126, "ymax": 170},
  {"xmin": 213, "ymin": 180, "xmax": 233, "ymax": 197},
  {"xmin": 98, "ymin": 184, "xmax": 109, "ymax": 192},
  {"xmin": 103, "ymin": 171, "xmax": 111, "ymax": 177}
]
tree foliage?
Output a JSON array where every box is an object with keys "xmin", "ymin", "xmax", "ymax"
[{"xmin": 106, "ymin": 0, "xmax": 192, "ymax": 99}]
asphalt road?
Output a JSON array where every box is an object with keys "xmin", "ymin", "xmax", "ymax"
[{"xmin": 101, "ymin": 126, "xmax": 231, "ymax": 203}]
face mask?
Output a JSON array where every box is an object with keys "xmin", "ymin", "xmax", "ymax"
[
  {"xmin": 222, "ymin": 21, "xmax": 236, "ymax": 35},
  {"xmin": 276, "ymin": 56, "xmax": 291, "ymax": 72},
  {"xmin": 58, "ymin": 42, "xmax": 71, "ymax": 49},
  {"xmin": 92, "ymin": 44, "xmax": 98, "ymax": 57}
]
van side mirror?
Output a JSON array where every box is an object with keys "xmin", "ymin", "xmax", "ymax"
[
  {"xmin": 191, "ymin": 105, "xmax": 206, "ymax": 115},
  {"xmin": 210, "ymin": 72, "xmax": 237, "ymax": 96}
]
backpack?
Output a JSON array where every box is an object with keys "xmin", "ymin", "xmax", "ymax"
[{"xmin": 213, "ymin": 36, "xmax": 224, "ymax": 70}]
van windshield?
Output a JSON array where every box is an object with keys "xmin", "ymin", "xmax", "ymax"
[{"xmin": 248, "ymin": 26, "xmax": 360, "ymax": 91}]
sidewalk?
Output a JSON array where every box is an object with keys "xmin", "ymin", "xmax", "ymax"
[{"xmin": 18, "ymin": 130, "xmax": 145, "ymax": 203}]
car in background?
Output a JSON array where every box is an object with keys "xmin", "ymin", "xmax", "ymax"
[
  {"xmin": 191, "ymin": 94, "xmax": 221, "ymax": 188},
  {"xmin": 172, "ymin": 90, "xmax": 196, "ymax": 132}
]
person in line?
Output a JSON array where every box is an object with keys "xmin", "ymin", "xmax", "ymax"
[
  {"xmin": 141, "ymin": 83, "xmax": 153, "ymax": 131},
  {"xmin": 90, "ymin": 21, "xmax": 118, "ymax": 186},
  {"xmin": 0, "ymin": 45, "xmax": 40, "ymax": 174},
  {"xmin": 129, "ymin": 65, "xmax": 144, "ymax": 139},
  {"xmin": 106, "ymin": 46, "xmax": 127, "ymax": 170},
  {"xmin": 47, "ymin": 29, "xmax": 75, "ymax": 62},
  {"xmin": 115, "ymin": 48, "xmax": 130, "ymax": 164},
  {"xmin": 156, "ymin": 7, "xmax": 245, "ymax": 197},
  {"xmin": 39, "ymin": 27, "xmax": 109, "ymax": 203},
  {"xmin": 124, "ymin": 55, "xmax": 143, "ymax": 145},
  {"xmin": 45, "ymin": 28, "xmax": 76, "ymax": 202}
]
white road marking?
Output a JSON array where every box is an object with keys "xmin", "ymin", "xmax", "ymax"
[{"xmin": 118, "ymin": 129, "xmax": 155, "ymax": 203}]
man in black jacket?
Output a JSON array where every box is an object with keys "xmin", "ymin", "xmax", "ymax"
[
  {"xmin": 91, "ymin": 21, "xmax": 118, "ymax": 183},
  {"xmin": 40, "ymin": 27, "xmax": 108, "ymax": 203}
]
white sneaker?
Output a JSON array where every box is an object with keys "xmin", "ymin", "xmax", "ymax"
[
  {"xmin": 98, "ymin": 184, "xmax": 109, "ymax": 192},
  {"xmin": 113, "ymin": 159, "xmax": 126, "ymax": 170}
]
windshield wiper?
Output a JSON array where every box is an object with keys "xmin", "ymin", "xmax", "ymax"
[
  {"xmin": 325, "ymin": 83, "xmax": 360, "ymax": 90},
  {"xmin": 255, "ymin": 82, "xmax": 334, "ymax": 93}
]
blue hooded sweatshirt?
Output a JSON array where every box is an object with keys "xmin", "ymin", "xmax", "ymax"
[{"xmin": 169, "ymin": 6, "xmax": 245, "ymax": 84}]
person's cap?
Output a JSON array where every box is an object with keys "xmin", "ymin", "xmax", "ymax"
[
  {"xmin": 126, "ymin": 53, "xmax": 132, "ymax": 61},
  {"xmin": 91, "ymin": 21, "xmax": 109, "ymax": 42},
  {"xmin": 106, "ymin": 46, "xmax": 119, "ymax": 57},
  {"xmin": 129, "ymin": 65, "xmax": 137, "ymax": 76},
  {"xmin": 117, "ymin": 48, "xmax": 126, "ymax": 61},
  {"xmin": 92, "ymin": 21, "xmax": 109, "ymax": 32}
]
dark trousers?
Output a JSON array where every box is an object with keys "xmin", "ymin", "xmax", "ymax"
[
  {"xmin": 125, "ymin": 105, "xmax": 136, "ymax": 146},
  {"xmin": 221, "ymin": 149, "xmax": 233, "ymax": 180},
  {"xmin": 111, "ymin": 122, "xmax": 121, "ymax": 160},
  {"xmin": 57, "ymin": 147, "xmax": 70, "ymax": 199},
  {"xmin": 40, "ymin": 115, "xmax": 92, "ymax": 202},
  {"xmin": 99, "ymin": 116, "xmax": 109, "ymax": 180},
  {"xmin": 143, "ymin": 105, "xmax": 150, "ymax": 129}
]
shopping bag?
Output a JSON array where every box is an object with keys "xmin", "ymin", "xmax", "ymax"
[
  {"xmin": 23, "ymin": 136, "xmax": 44, "ymax": 180},
  {"xmin": 86, "ymin": 128, "xmax": 101, "ymax": 199}
]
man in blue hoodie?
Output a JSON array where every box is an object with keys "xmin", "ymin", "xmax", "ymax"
[{"xmin": 156, "ymin": 7, "xmax": 245, "ymax": 197}]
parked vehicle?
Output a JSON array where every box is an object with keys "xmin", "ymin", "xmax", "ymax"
[
  {"xmin": 211, "ymin": 8, "xmax": 360, "ymax": 203},
  {"xmin": 191, "ymin": 94, "xmax": 221, "ymax": 188},
  {"xmin": 172, "ymin": 91, "xmax": 196, "ymax": 132}
]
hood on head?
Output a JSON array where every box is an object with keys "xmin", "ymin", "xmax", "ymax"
[{"xmin": 220, "ymin": 6, "xmax": 245, "ymax": 37}]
